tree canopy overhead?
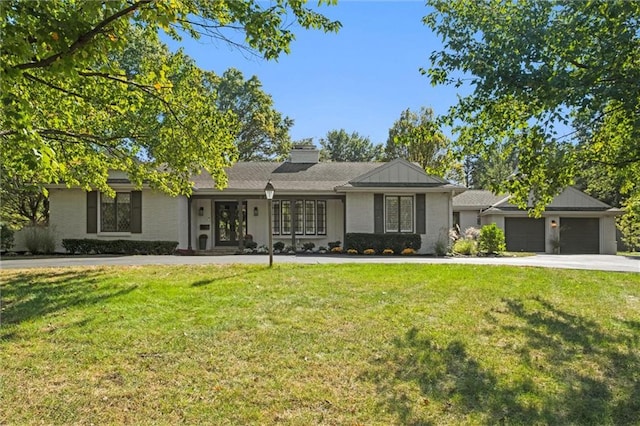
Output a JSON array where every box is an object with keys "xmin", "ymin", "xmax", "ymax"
[
  {"xmin": 319, "ymin": 129, "xmax": 382, "ymax": 162},
  {"xmin": 384, "ymin": 107, "xmax": 458, "ymax": 180},
  {"xmin": 1, "ymin": 0, "xmax": 340, "ymax": 196},
  {"xmin": 423, "ymin": 0, "xmax": 639, "ymax": 214}
]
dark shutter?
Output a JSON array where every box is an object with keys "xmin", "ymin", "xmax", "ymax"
[
  {"xmin": 87, "ymin": 191, "xmax": 98, "ymax": 233},
  {"xmin": 374, "ymin": 194, "xmax": 384, "ymax": 233},
  {"xmin": 130, "ymin": 191, "xmax": 142, "ymax": 233},
  {"xmin": 416, "ymin": 194, "xmax": 426, "ymax": 234}
]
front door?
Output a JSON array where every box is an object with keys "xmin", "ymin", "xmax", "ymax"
[{"xmin": 215, "ymin": 202, "xmax": 246, "ymax": 246}]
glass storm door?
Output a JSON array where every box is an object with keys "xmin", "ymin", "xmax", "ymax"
[{"xmin": 215, "ymin": 202, "xmax": 246, "ymax": 246}]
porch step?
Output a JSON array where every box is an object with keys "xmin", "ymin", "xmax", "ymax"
[{"xmin": 197, "ymin": 247, "xmax": 239, "ymax": 256}]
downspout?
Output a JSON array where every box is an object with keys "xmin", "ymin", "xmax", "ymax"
[{"xmin": 187, "ymin": 196, "xmax": 192, "ymax": 251}]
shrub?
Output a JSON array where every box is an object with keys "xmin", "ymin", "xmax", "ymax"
[
  {"xmin": 452, "ymin": 238, "xmax": 478, "ymax": 255},
  {"xmin": 328, "ymin": 241, "xmax": 341, "ymax": 250},
  {"xmin": 24, "ymin": 226, "xmax": 56, "ymax": 254},
  {"xmin": 1, "ymin": 224, "xmax": 15, "ymax": 252},
  {"xmin": 318, "ymin": 246, "xmax": 327, "ymax": 252},
  {"xmin": 331, "ymin": 246, "xmax": 343, "ymax": 253},
  {"xmin": 61, "ymin": 239, "xmax": 178, "ymax": 255},
  {"xmin": 382, "ymin": 248, "xmax": 394, "ymax": 255},
  {"xmin": 363, "ymin": 248, "xmax": 375, "ymax": 255},
  {"xmin": 345, "ymin": 233, "xmax": 421, "ymax": 254},
  {"xmin": 284, "ymin": 245, "xmax": 296, "ymax": 253},
  {"xmin": 244, "ymin": 240, "xmax": 258, "ymax": 250},
  {"xmin": 302, "ymin": 242, "xmax": 315, "ymax": 251},
  {"xmin": 434, "ymin": 239, "xmax": 448, "ymax": 256},
  {"xmin": 463, "ymin": 227, "xmax": 480, "ymax": 240},
  {"xmin": 478, "ymin": 223, "xmax": 506, "ymax": 254},
  {"xmin": 401, "ymin": 248, "xmax": 415, "ymax": 255},
  {"xmin": 347, "ymin": 248, "xmax": 358, "ymax": 255},
  {"xmin": 273, "ymin": 241, "xmax": 285, "ymax": 251}
]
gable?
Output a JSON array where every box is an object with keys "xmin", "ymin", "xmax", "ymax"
[
  {"xmin": 348, "ymin": 158, "xmax": 448, "ymax": 187},
  {"xmin": 493, "ymin": 187, "xmax": 612, "ymax": 210}
]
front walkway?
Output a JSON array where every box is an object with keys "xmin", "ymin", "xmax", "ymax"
[{"xmin": 1, "ymin": 254, "xmax": 637, "ymax": 273}]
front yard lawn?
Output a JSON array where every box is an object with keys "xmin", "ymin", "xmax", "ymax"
[{"xmin": 1, "ymin": 264, "xmax": 639, "ymax": 425}]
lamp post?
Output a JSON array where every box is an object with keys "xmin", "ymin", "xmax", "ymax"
[{"xmin": 264, "ymin": 180, "xmax": 275, "ymax": 267}]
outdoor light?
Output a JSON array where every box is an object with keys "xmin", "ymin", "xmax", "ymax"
[
  {"xmin": 253, "ymin": 206, "xmax": 259, "ymax": 216},
  {"xmin": 551, "ymin": 220, "xmax": 557, "ymax": 228},
  {"xmin": 198, "ymin": 207, "xmax": 204, "ymax": 216},
  {"xmin": 264, "ymin": 180, "xmax": 275, "ymax": 267}
]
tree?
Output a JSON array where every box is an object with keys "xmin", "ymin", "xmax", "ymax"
[
  {"xmin": 464, "ymin": 146, "xmax": 518, "ymax": 190},
  {"xmin": 0, "ymin": 170, "xmax": 49, "ymax": 227},
  {"xmin": 1, "ymin": 0, "xmax": 340, "ymax": 196},
  {"xmin": 423, "ymin": 0, "xmax": 639, "ymax": 215},
  {"xmin": 214, "ymin": 69, "xmax": 293, "ymax": 161},
  {"xmin": 384, "ymin": 107, "xmax": 458, "ymax": 179},
  {"xmin": 319, "ymin": 129, "xmax": 382, "ymax": 162}
]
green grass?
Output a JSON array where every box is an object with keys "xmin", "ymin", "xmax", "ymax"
[
  {"xmin": 1, "ymin": 264, "xmax": 639, "ymax": 425},
  {"xmin": 619, "ymin": 251, "xmax": 640, "ymax": 257}
]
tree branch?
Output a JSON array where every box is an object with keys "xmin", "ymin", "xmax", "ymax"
[
  {"xmin": 13, "ymin": 0, "xmax": 153, "ymax": 71},
  {"xmin": 24, "ymin": 72, "xmax": 91, "ymax": 101}
]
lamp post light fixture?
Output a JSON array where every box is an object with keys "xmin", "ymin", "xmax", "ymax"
[{"xmin": 264, "ymin": 180, "xmax": 275, "ymax": 267}]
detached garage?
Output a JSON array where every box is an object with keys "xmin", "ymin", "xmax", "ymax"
[
  {"xmin": 505, "ymin": 218, "xmax": 545, "ymax": 252},
  {"xmin": 560, "ymin": 218, "xmax": 600, "ymax": 254}
]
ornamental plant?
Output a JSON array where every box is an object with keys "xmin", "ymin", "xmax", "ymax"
[
  {"xmin": 364, "ymin": 248, "xmax": 375, "ymax": 255},
  {"xmin": 347, "ymin": 249, "xmax": 358, "ymax": 255},
  {"xmin": 478, "ymin": 223, "xmax": 506, "ymax": 255},
  {"xmin": 382, "ymin": 248, "xmax": 394, "ymax": 255},
  {"xmin": 331, "ymin": 246, "xmax": 343, "ymax": 253},
  {"xmin": 401, "ymin": 248, "xmax": 416, "ymax": 255}
]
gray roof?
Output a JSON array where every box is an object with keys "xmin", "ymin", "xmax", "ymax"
[
  {"xmin": 193, "ymin": 161, "xmax": 384, "ymax": 192},
  {"xmin": 453, "ymin": 190, "xmax": 507, "ymax": 208},
  {"xmin": 193, "ymin": 160, "xmax": 462, "ymax": 193}
]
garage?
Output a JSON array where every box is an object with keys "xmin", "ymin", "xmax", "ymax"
[
  {"xmin": 505, "ymin": 218, "xmax": 545, "ymax": 252},
  {"xmin": 560, "ymin": 218, "xmax": 600, "ymax": 254}
]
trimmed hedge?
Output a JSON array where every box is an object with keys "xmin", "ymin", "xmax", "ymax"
[
  {"xmin": 345, "ymin": 233, "xmax": 421, "ymax": 254},
  {"xmin": 62, "ymin": 239, "xmax": 178, "ymax": 255}
]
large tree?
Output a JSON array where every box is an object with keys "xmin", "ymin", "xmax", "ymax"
[
  {"xmin": 1, "ymin": 0, "xmax": 340, "ymax": 196},
  {"xmin": 423, "ymin": 0, "xmax": 639, "ymax": 214},
  {"xmin": 319, "ymin": 129, "xmax": 382, "ymax": 162},
  {"xmin": 214, "ymin": 68, "xmax": 293, "ymax": 161},
  {"xmin": 384, "ymin": 107, "xmax": 458, "ymax": 179}
]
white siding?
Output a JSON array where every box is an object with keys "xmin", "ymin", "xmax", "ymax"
[
  {"xmin": 423, "ymin": 193, "xmax": 450, "ymax": 254},
  {"xmin": 346, "ymin": 193, "xmax": 374, "ymax": 233},
  {"xmin": 48, "ymin": 188, "xmax": 182, "ymax": 252},
  {"xmin": 458, "ymin": 211, "xmax": 480, "ymax": 231},
  {"xmin": 601, "ymin": 216, "xmax": 617, "ymax": 255}
]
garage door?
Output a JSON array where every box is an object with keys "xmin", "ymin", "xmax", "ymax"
[
  {"xmin": 505, "ymin": 218, "xmax": 545, "ymax": 252},
  {"xmin": 560, "ymin": 218, "xmax": 600, "ymax": 254}
]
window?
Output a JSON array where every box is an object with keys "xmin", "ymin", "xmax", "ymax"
[
  {"xmin": 272, "ymin": 200, "xmax": 327, "ymax": 236},
  {"xmin": 281, "ymin": 201, "xmax": 291, "ymax": 235},
  {"xmin": 385, "ymin": 196, "xmax": 413, "ymax": 233},
  {"xmin": 272, "ymin": 201, "xmax": 281, "ymax": 235},
  {"xmin": 101, "ymin": 192, "xmax": 131, "ymax": 232},
  {"xmin": 316, "ymin": 201, "xmax": 326, "ymax": 235}
]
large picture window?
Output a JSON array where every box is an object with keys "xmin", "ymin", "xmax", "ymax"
[
  {"xmin": 272, "ymin": 200, "xmax": 327, "ymax": 236},
  {"xmin": 385, "ymin": 196, "xmax": 413, "ymax": 233},
  {"xmin": 101, "ymin": 192, "xmax": 131, "ymax": 232}
]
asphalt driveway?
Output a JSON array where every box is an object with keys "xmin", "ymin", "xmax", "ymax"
[{"xmin": 1, "ymin": 254, "xmax": 638, "ymax": 273}]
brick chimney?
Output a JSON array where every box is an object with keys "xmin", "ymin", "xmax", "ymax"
[{"xmin": 289, "ymin": 142, "xmax": 320, "ymax": 163}]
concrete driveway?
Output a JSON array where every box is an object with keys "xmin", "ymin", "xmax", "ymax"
[{"xmin": 1, "ymin": 254, "xmax": 638, "ymax": 273}]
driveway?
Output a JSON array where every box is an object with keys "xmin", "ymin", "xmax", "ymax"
[{"xmin": 1, "ymin": 254, "xmax": 638, "ymax": 273}]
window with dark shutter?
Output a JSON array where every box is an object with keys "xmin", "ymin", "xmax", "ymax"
[{"xmin": 87, "ymin": 191, "xmax": 98, "ymax": 233}]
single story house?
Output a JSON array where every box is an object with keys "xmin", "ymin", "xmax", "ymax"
[
  {"xmin": 453, "ymin": 188, "xmax": 622, "ymax": 254},
  {"xmin": 47, "ymin": 146, "xmax": 465, "ymax": 254}
]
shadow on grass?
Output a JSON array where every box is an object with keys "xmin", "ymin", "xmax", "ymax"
[
  {"xmin": 190, "ymin": 268, "xmax": 264, "ymax": 287},
  {"xmin": 367, "ymin": 297, "xmax": 640, "ymax": 425},
  {"xmin": 1, "ymin": 269, "xmax": 137, "ymax": 333}
]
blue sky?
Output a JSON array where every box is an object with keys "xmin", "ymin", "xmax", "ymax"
[{"xmin": 163, "ymin": 1, "xmax": 465, "ymax": 146}]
